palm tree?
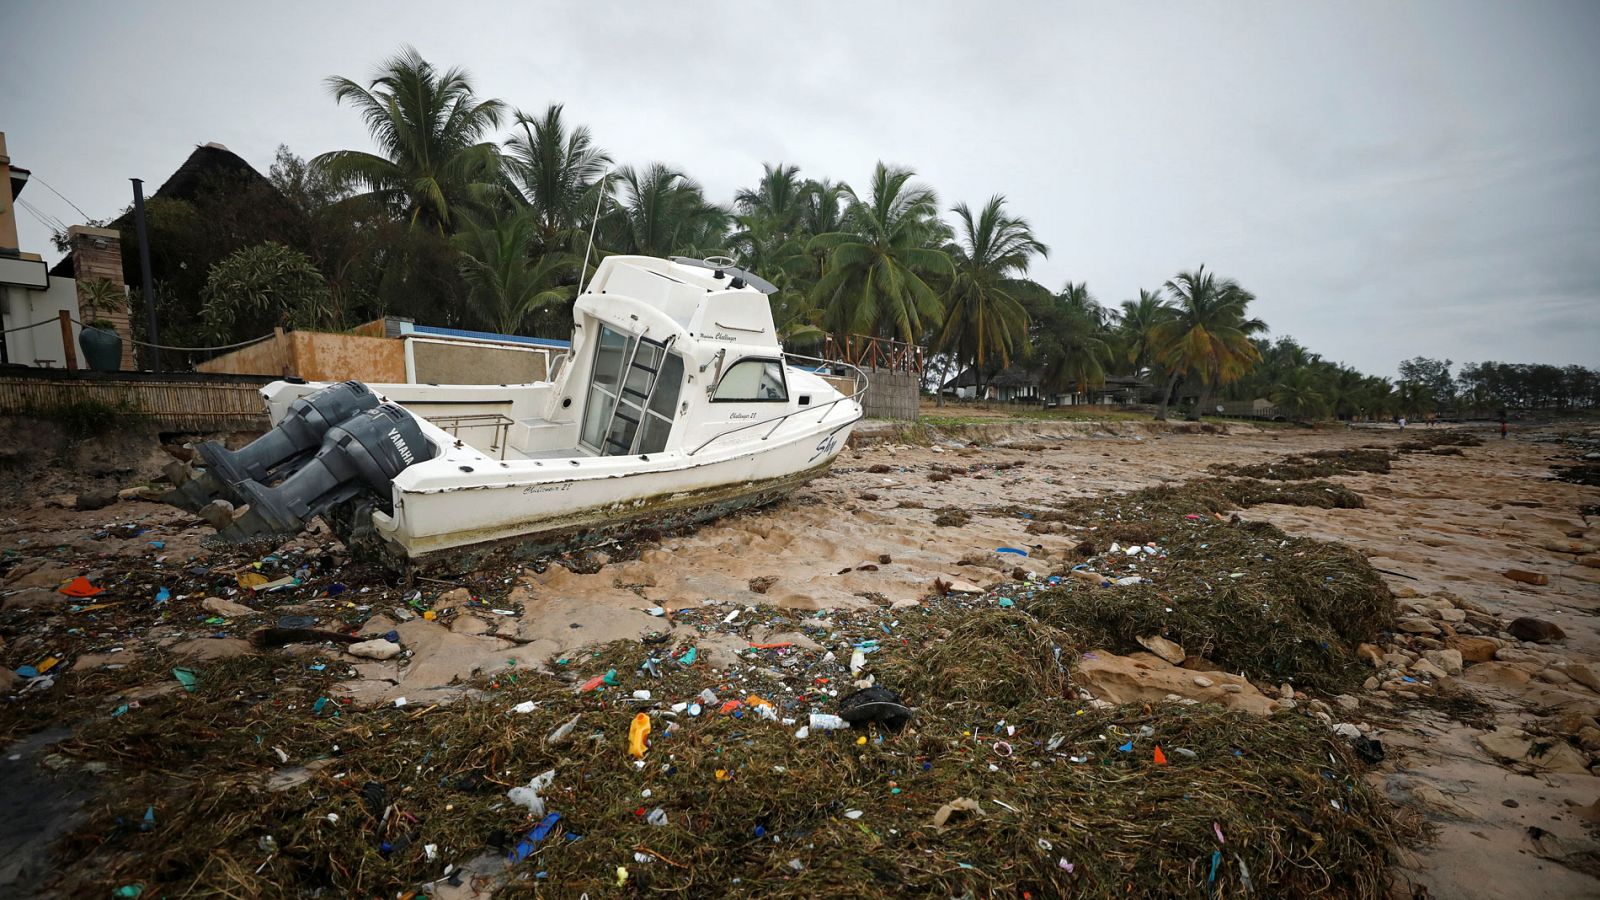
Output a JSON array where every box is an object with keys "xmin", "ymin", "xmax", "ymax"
[
  {"xmin": 1117, "ymin": 289, "xmax": 1175, "ymax": 375},
  {"xmin": 453, "ymin": 209, "xmax": 575, "ymax": 335},
  {"xmin": 316, "ymin": 46, "xmax": 506, "ymax": 234},
  {"xmin": 1150, "ymin": 266, "xmax": 1265, "ymax": 420},
  {"xmin": 935, "ymin": 195, "xmax": 1046, "ymax": 405},
  {"xmin": 1028, "ymin": 286, "xmax": 1112, "ymax": 398},
  {"xmin": 808, "ymin": 163, "xmax": 952, "ymax": 343},
  {"xmin": 604, "ymin": 164, "xmax": 728, "ymax": 258},
  {"xmin": 502, "ymin": 103, "xmax": 612, "ymax": 251},
  {"xmin": 1270, "ymin": 367, "xmax": 1329, "ymax": 421},
  {"xmin": 734, "ymin": 163, "xmax": 809, "ymax": 235}
]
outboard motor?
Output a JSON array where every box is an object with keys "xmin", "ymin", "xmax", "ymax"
[
  {"xmin": 218, "ymin": 404, "xmax": 436, "ymax": 542},
  {"xmin": 166, "ymin": 381, "xmax": 379, "ymax": 510}
]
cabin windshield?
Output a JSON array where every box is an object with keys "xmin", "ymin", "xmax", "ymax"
[{"xmin": 580, "ymin": 324, "xmax": 682, "ymax": 455}]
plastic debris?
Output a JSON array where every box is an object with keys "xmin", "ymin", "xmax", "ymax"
[
  {"xmin": 172, "ymin": 668, "xmax": 199, "ymax": 692},
  {"xmin": 59, "ymin": 576, "xmax": 104, "ymax": 597},
  {"xmin": 809, "ymin": 713, "xmax": 849, "ymax": 731},
  {"xmin": 995, "ymin": 547, "xmax": 1028, "ymax": 557},
  {"xmin": 508, "ymin": 812, "xmax": 562, "ymax": 863},
  {"xmin": 1153, "ymin": 746, "xmax": 1168, "ymax": 765},
  {"xmin": 834, "ymin": 686, "xmax": 914, "ymax": 730},
  {"xmin": 930, "ymin": 797, "xmax": 985, "ymax": 828},
  {"xmin": 507, "ymin": 770, "xmax": 557, "ymax": 815},
  {"xmin": 154, "ymin": 587, "xmax": 171, "ymax": 604},
  {"xmin": 546, "ymin": 713, "xmax": 581, "ymax": 746},
  {"xmin": 113, "ymin": 887, "xmax": 143, "ymax": 898},
  {"xmin": 646, "ymin": 807, "xmax": 668, "ymax": 826},
  {"xmin": 628, "ymin": 713, "xmax": 652, "ymax": 759}
]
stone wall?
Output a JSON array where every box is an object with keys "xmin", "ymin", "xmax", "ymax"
[{"xmin": 859, "ymin": 366, "xmax": 920, "ymax": 420}]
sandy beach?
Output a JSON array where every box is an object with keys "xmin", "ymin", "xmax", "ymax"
[{"xmin": 2, "ymin": 416, "xmax": 1596, "ymax": 897}]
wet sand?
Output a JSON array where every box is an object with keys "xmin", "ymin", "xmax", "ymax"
[{"xmin": 2, "ymin": 416, "xmax": 1597, "ymax": 896}]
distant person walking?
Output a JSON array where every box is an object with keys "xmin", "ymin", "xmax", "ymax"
[
  {"xmin": 1499, "ymin": 408, "xmax": 1508, "ymax": 440},
  {"xmin": 1398, "ymin": 416, "xmax": 1407, "ymax": 430}
]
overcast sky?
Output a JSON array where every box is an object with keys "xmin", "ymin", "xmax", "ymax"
[{"xmin": 5, "ymin": 0, "xmax": 1597, "ymax": 375}]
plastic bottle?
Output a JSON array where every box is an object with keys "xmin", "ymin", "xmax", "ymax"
[{"xmin": 809, "ymin": 713, "xmax": 849, "ymax": 731}]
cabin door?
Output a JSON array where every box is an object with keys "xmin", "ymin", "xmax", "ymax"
[{"xmin": 580, "ymin": 326, "xmax": 680, "ymax": 456}]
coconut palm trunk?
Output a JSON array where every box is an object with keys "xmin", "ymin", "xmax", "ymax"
[
  {"xmin": 1155, "ymin": 370, "xmax": 1182, "ymax": 421},
  {"xmin": 1188, "ymin": 379, "xmax": 1214, "ymax": 421}
]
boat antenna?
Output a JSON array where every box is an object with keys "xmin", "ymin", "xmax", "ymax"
[{"xmin": 576, "ymin": 169, "xmax": 610, "ymax": 296}]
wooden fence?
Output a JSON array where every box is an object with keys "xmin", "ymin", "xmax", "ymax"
[
  {"xmin": 821, "ymin": 334, "xmax": 924, "ymax": 374},
  {"xmin": 0, "ymin": 370, "xmax": 272, "ymax": 432}
]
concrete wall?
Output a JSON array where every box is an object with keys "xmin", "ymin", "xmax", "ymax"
[
  {"xmin": 0, "ymin": 278, "xmax": 80, "ymax": 367},
  {"xmin": 293, "ymin": 331, "xmax": 406, "ymax": 382},
  {"xmin": 859, "ymin": 366, "xmax": 920, "ymax": 420},
  {"xmin": 197, "ymin": 330, "xmax": 406, "ymax": 382},
  {"xmin": 407, "ymin": 337, "xmax": 552, "ymax": 385}
]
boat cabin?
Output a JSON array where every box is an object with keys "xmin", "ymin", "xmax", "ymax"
[{"xmin": 266, "ymin": 255, "xmax": 841, "ymax": 467}]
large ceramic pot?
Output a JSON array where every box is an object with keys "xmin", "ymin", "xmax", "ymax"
[{"xmin": 78, "ymin": 325, "xmax": 123, "ymax": 372}]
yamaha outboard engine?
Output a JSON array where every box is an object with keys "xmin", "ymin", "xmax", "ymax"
[
  {"xmin": 165, "ymin": 381, "xmax": 379, "ymax": 510},
  {"xmin": 218, "ymin": 404, "xmax": 436, "ymax": 542}
]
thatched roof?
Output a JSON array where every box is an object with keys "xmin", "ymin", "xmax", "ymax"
[{"xmin": 49, "ymin": 143, "xmax": 272, "ymax": 277}]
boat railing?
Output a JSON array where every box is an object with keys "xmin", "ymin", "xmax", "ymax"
[
  {"xmin": 427, "ymin": 412, "xmax": 516, "ymax": 460},
  {"xmin": 685, "ymin": 354, "xmax": 869, "ymax": 457}
]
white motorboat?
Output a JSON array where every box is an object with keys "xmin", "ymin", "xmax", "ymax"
[{"xmin": 169, "ymin": 255, "xmax": 865, "ymax": 570}]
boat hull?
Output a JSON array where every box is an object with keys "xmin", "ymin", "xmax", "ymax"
[{"xmin": 345, "ymin": 418, "xmax": 856, "ymax": 573}]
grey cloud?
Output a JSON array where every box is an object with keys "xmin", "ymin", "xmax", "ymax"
[{"xmin": 2, "ymin": 0, "xmax": 1596, "ymax": 375}]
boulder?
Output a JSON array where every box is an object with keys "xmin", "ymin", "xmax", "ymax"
[
  {"xmin": 1577, "ymin": 726, "xmax": 1600, "ymax": 753},
  {"xmin": 1435, "ymin": 608, "xmax": 1467, "ymax": 624},
  {"xmin": 434, "ymin": 588, "xmax": 473, "ymax": 610},
  {"xmin": 170, "ymin": 637, "xmax": 254, "ymax": 660},
  {"xmin": 1073, "ymin": 650, "xmax": 1276, "ymax": 715},
  {"xmin": 202, "ymin": 597, "xmax": 256, "ymax": 618},
  {"xmin": 1446, "ymin": 636, "xmax": 1500, "ymax": 664},
  {"xmin": 1508, "ymin": 617, "xmax": 1566, "ymax": 644},
  {"xmin": 74, "ymin": 489, "xmax": 117, "ymax": 511},
  {"xmin": 448, "ymin": 614, "xmax": 491, "ymax": 636},
  {"xmin": 347, "ymin": 639, "xmax": 404, "ymax": 660},
  {"xmin": 1411, "ymin": 658, "xmax": 1449, "ymax": 680},
  {"xmin": 1477, "ymin": 726, "xmax": 1532, "ymax": 762},
  {"xmin": 1529, "ymin": 742, "xmax": 1593, "ymax": 775},
  {"xmin": 1135, "ymin": 635, "xmax": 1186, "ymax": 665},
  {"xmin": 1502, "ymin": 569, "xmax": 1549, "ymax": 586},
  {"xmin": 1561, "ymin": 663, "xmax": 1600, "ymax": 694},
  {"xmin": 1398, "ymin": 618, "xmax": 1440, "ymax": 635},
  {"xmin": 1423, "ymin": 649, "xmax": 1465, "ymax": 676}
]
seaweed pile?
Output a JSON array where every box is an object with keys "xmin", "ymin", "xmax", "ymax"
[
  {"xmin": 41, "ymin": 603, "xmax": 1408, "ymax": 899},
  {"xmin": 1019, "ymin": 475, "xmax": 1392, "ymax": 692},
  {"xmin": 1211, "ymin": 448, "xmax": 1395, "ymax": 480}
]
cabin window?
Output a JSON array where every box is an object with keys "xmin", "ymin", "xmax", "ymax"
[
  {"xmin": 637, "ymin": 352, "xmax": 684, "ymax": 454},
  {"xmin": 581, "ymin": 325, "xmax": 684, "ymax": 455},
  {"xmin": 712, "ymin": 358, "xmax": 787, "ymax": 402}
]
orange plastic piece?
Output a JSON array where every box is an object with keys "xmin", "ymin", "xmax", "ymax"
[
  {"xmin": 628, "ymin": 712, "xmax": 651, "ymax": 759},
  {"xmin": 718, "ymin": 700, "xmax": 744, "ymax": 715},
  {"xmin": 1153, "ymin": 745, "xmax": 1168, "ymax": 766},
  {"xmin": 747, "ymin": 642, "xmax": 794, "ymax": 649},
  {"xmin": 745, "ymin": 694, "xmax": 773, "ymax": 708},
  {"xmin": 59, "ymin": 576, "xmax": 103, "ymax": 597}
]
